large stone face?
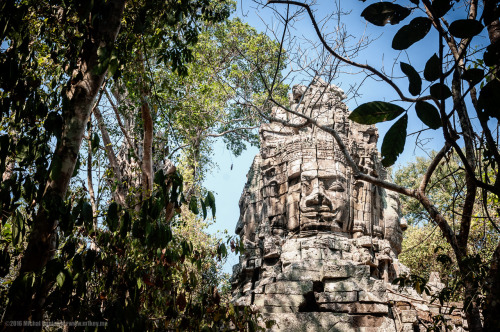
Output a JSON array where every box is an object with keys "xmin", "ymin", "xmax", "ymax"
[{"xmin": 231, "ymin": 78, "xmax": 465, "ymax": 331}]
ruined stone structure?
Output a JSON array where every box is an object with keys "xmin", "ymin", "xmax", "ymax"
[{"xmin": 230, "ymin": 78, "xmax": 466, "ymax": 331}]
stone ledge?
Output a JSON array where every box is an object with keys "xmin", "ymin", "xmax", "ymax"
[
  {"xmin": 254, "ymin": 294, "xmax": 305, "ymax": 307},
  {"xmin": 318, "ymin": 302, "xmax": 389, "ymax": 314},
  {"xmin": 315, "ymin": 291, "xmax": 358, "ymax": 303},
  {"xmin": 265, "ymin": 280, "xmax": 313, "ymax": 294}
]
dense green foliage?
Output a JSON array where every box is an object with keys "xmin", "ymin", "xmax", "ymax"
[
  {"xmin": 396, "ymin": 153, "xmax": 499, "ymax": 300},
  {"xmin": 0, "ymin": 0, "xmax": 283, "ymax": 330}
]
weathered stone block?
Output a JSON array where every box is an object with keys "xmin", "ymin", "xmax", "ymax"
[
  {"xmin": 319, "ymin": 302, "xmax": 389, "ymax": 314},
  {"xmin": 358, "ymin": 290, "xmax": 387, "ymax": 303},
  {"xmin": 261, "ymin": 313, "xmax": 354, "ymax": 332},
  {"xmin": 233, "ymin": 295, "xmax": 251, "ymax": 306},
  {"xmin": 321, "ymin": 264, "xmax": 369, "ymax": 280},
  {"xmin": 253, "ymin": 294, "xmax": 305, "ymax": 307},
  {"xmin": 282, "ymin": 240, "xmax": 301, "ymax": 253},
  {"xmin": 281, "ymin": 261, "xmax": 323, "ymax": 281},
  {"xmin": 265, "ymin": 281, "xmax": 313, "ymax": 294},
  {"xmin": 315, "ymin": 291, "xmax": 358, "ymax": 303},
  {"xmin": 352, "ymin": 315, "xmax": 395, "ymax": 329},
  {"xmin": 301, "ymin": 247, "xmax": 322, "ymax": 260},
  {"xmin": 324, "ymin": 280, "xmax": 361, "ymax": 292},
  {"xmin": 281, "ymin": 250, "xmax": 301, "ymax": 263},
  {"xmin": 260, "ymin": 306, "xmax": 294, "ymax": 313},
  {"xmin": 400, "ymin": 310, "xmax": 418, "ymax": 323}
]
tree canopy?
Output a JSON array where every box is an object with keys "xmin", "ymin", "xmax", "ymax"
[{"xmin": 0, "ymin": 0, "xmax": 283, "ymax": 330}]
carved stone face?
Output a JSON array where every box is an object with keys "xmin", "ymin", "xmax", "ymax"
[{"xmin": 297, "ymin": 168, "xmax": 349, "ymax": 232}]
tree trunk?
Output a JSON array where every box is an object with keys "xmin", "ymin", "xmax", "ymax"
[
  {"xmin": 2, "ymin": 0, "xmax": 126, "ymax": 329},
  {"xmin": 94, "ymin": 106, "xmax": 127, "ymax": 206}
]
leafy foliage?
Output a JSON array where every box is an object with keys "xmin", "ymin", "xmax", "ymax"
[
  {"xmin": 348, "ymin": 101, "xmax": 405, "ymax": 124},
  {"xmin": 400, "ymin": 62, "xmax": 422, "ymax": 96},
  {"xmin": 415, "ymin": 101, "xmax": 441, "ymax": 129},
  {"xmin": 0, "ymin": 0, "xmax": 276, "ymax": 329},
  {"xmin": 392, "ymin": 17, "xmax": 432, "ymax": 50},
  {"xmin": 361, "ymin": 2, "xmax": 411, "ymax": 26},
  {"xmin": 381, "ymin": 114, "xmax": 408, "ymax": 167}
]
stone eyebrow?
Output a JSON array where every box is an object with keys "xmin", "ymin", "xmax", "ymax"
[{"xmin": 318, "ymin": 174, "xmax": 346, "ymax": 182}]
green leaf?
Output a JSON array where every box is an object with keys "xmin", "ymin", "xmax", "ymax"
[
  {"xmin": 461, "ymin": 68, "xmax": 484, "ymax": 86},
  {"xmin": 120, "ymin": 210, "xmax": 131, "ymax": 238},
  {"xmin": 430, "ymin": 83, "xmax": 452, "ymax": 100},
  {"xmin": 361, "ymin": 2, "xmax": 411, "ymax": 26},
  {"xmin": 200, "ymin": 198, "xmax": 207, "ymax": 220},
  {"xmin": 449, "ymin": 19, "xmax": 483, "ymax": 39},
  {"xmin": 400, "ymin": 62, "xmax": 422, "ymax": 96},
  {"xmin": 392, "ymin": 17, "xmax": 432, "ymax": 50},
  {"xmin": 432, "ymin": 0, "xmax": 453, "ymax": 18},
  {"xmin": 478, "ymin": 79, "xmax": 500, "ymax": 120},
  {"xmin": 56, "ymin": 271, "xmax": 66, "ymax": 288},
  {"xmin": 415, "ymin": 101, "xmax": 442, "ymax": 129},
  {"xmin": 82, "ymin": 202, "xmax": 93, "ymax": 226},
  {"xmin": 12, "ymin": 213, "xmax": 22, "ymax": 246},
  {"xmin": 91, "ymin": 132, "xmax": 100, "ymax": 154},
  {"xmin": 424, "ymin": 54, "xmax": 441, "ymax": 81},
  {"xmin": 189, "ymin": 196, "xmax": 199, "ymax": 215},
  {"xmin": 49, "ymin": 154, "xmax": 62, "ymax": 181},
  {"xmin": 205, "ymin": 191, "xmax": 216, "ymax": 218},
  {"xmin": 349, "ymin": 101, "xmax": 406, "ymax": 125},
  {"xmin": 106, "ymin": 202, "xmax": 119, "ymax": 232},
  {"xmin": 154, "ymin": 170, "xmax": 165, "ymax": 186},
  {"xmin": 381, "ymin": 114, "xmax": 408, "ymax": 167}
]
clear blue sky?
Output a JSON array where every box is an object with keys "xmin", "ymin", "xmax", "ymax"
[{"xmin": 204, "ymin": 0, "xmax": 487, "ymax": 273}]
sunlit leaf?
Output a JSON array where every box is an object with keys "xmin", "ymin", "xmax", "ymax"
[
  {"xmin": 400, "ymin": 62, "xmax": 422, "ymax": 96},
  {"xmin": 349, "ymin": 101, "xmax": 405, "ymax": 124},
  {"xmin": 56, "ymin": 271, "xmax": 66, "ymax": 288},
  {"xmin": 91, "ymin": 132, "xmax": 100, "ymax": 154},
  {"xmin": 415, "ymin": 101, "xmax": 442, "ymax": 129},
  {"xmin": 381, "ymin": 114, "xmax": 408, "ymax": 167},
  {"xmin": 189, "ymin": 195, "xmax": 199, "ymax": 215},
  {"xmin": 200, "ymin": 198, "xmax": 207, "ymax": 220},
  {"xmin": 205, "ymin": 191, "xmax": 216, "ymax": 218},
  {"xmin": 361, "ymin": 2, "xmax": 411, "ymax": 26}
]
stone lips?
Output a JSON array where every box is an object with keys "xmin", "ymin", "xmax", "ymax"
[{"xmin": 231, "ymin": 78, "xmax": 466, "ymax": 331}]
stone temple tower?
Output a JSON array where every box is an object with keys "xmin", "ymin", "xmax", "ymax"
[{"xmin": 230, "ymin": 78, "xmax": 466, "ymax": 331}]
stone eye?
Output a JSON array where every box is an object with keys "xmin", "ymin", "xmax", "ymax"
[{"xmin": 328, "ymin": 182, "xmax": 345, "ymax": 192}]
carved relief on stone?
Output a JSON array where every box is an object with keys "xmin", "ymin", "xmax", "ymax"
[{"xmin": 230, "ymin": 78, "xmax": 465, "ymax": 331}]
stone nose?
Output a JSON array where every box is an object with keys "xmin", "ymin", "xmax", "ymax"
[{"xmin": 305, "ymin": 183, "xmax": 331, "ymax": 208}]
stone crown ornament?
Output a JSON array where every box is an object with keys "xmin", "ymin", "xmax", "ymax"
[{"xmin": 230, "ymin": 78, "xmax": 466, "ymax": 331}]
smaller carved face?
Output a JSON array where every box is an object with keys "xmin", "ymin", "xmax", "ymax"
[{"xmin": 298, "ymin": 170, "xmax": 348, "ymax": 231}]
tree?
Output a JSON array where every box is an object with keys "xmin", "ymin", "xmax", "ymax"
[
  {"xmin": 243, "ymin": 0, "xmax": 500, "ymax": 330},
  {"xmin": 395, "ymin": 152, "xmax": 499, "ymax": 300},
  {"xmin": 0, "ymin": 0, "xmax": 282, "ymax": 330}
]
